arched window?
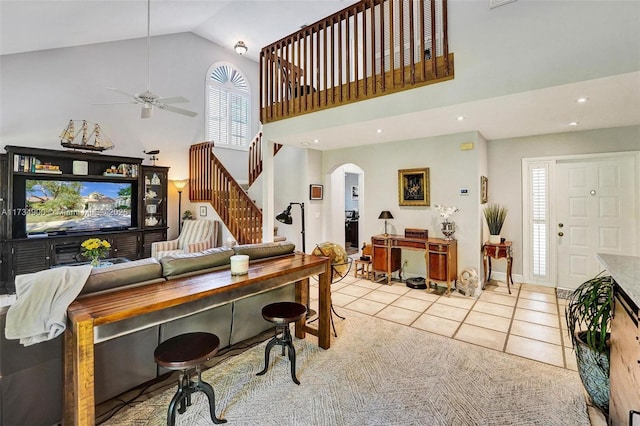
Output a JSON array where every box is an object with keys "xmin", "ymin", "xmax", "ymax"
[{"xmin": 206, "ymin": 63, "xmax": 250, "ymax": 149}]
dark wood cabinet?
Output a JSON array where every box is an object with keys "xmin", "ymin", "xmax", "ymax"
[
  {"xmin": 142, "ymin": 229, "xmax": 167, "ymax": 259},
  {"xmin": 0, "ymin": 154, "xmax": 6, "ymax": 288},
  {"xmin": 109, "ymin": 232, "xmax": 142, "ymax": 260},
  {"xmin": 142, "ymin": 166, "xmax": 169, "ymax": 228},
  {"xmin": 0, "ymin": 146, "xmax": 169, "ymax": 289},
  {"xmin": 8, "ymin": 240, "xmax": 51, "ymax": 283}
]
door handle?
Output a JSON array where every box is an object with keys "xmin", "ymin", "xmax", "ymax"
[{"xmin": 558, "ymin": 232, "xmax": 564, "ymax": 237}]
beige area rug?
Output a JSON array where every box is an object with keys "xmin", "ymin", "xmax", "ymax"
[{"xmin": 103, "ymin": 311, "xmax": 590, "ymax": 426}]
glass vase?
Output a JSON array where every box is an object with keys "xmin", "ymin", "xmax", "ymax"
[{"xmin": 90, "ymin": 257, "xmax": 100, "ymax": 267}]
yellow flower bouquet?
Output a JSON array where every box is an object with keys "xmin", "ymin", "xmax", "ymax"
[{"xmin": 81, "ymin": 238, "xmax": 111, "ymax": 266}]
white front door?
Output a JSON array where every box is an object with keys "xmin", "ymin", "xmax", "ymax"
[{"xmin": 555, "ymin": 156, "xmax": 636, "ymax": 290}]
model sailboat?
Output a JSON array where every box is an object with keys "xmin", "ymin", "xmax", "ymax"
[{"xmin": 60, "ymin": 120, "xmax": 114, "ymax": 151}]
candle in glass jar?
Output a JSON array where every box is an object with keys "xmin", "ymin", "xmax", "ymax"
[{"xmin": 230, "ymin": 254, "xmax": 249, "ymax": 275}]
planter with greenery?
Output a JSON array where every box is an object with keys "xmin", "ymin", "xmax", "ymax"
[
  {"xmin": 483, "ymin": 204, "xmax": 507, "ymax": 244},
  {"xmin": 565, "ymin": 273, "xmax": 613, "ymax": 415}
]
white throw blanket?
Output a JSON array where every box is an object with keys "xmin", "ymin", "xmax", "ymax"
[{"xmin": 5, "ymin": 265, "xmax": 92, "ymax": 346}]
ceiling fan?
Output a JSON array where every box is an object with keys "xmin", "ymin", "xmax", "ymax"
[{"xmin": 99, "ymin": 0, "xmax": 197, "ymax": 119}]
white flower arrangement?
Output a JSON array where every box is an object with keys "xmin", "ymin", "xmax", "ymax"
[{"xmin": 434, "ymin": 205, "xmax": 459, "ymax": 220}]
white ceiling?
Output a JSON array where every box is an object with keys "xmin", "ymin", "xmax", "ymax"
[
  {"xmin": 0, "ymin": 0, "xmax": 359, "ymax": 60},
  {"xmin": 1, "ymin": 0, "xmax": 639, "ymax": 148}
]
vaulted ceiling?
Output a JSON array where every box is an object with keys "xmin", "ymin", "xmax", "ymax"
[{"xmin": 1, "ymin": 0, "xmax": 639, "ymax": 148}]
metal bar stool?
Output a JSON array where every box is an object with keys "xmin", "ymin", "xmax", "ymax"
[
  {"xmin": 154, "ymin": 332, "xmax": 227, "ymax": 425},
  {"xmin": 256, "ymin": 301, "xmax": 307, "ymax": 385}
]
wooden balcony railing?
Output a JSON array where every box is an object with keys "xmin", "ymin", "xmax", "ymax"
[
  {"xmin": 248, "ymin": 131, "xmax": 283, "ymax": 187},
  {"xmin": 260, "ymin": 0, "xmax": 453, "ymax": 123},
  {"xmin": 190, "ymin": 141, "xmax": 263, "ymax": 244}
]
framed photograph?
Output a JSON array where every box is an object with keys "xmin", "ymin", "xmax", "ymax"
[
  {"xmin": 199, "ymin": 205, "xmax": 207, "ymax": 217},
  {"xmin": 351, "ymin": 185, "xmax": 359, "ymax": 200},
  {"xmin": 398, "ymin": 168, "xmax": 430, "ymax": 206},
  {"xmin": 309, "ymin": 184, "xmax": 323, "ymax": 200},
  {"xmin": 480, "ymin": 175, "xmax": 488, "ymax": 204}
]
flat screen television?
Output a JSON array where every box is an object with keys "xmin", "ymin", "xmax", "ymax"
[{"xmin": 21, "ymin": 179, "xmax": 135, "ymax": 237}]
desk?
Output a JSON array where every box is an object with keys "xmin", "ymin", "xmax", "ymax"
[
  {"xmin": 63, "ymin": 253, "xmax": 331, "ymax": 425},
  {"xmin": 482, "ymin": 241, "xmax": 513, "ymax": 294},
  {"xmin": 371, "ymin": 235, "xmax": 458, "ymax": 295}
]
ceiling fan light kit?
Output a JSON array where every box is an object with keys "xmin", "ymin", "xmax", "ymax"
[{"xmin": 99, "ymin": 0, "xmax": 197, "ymax": 119}]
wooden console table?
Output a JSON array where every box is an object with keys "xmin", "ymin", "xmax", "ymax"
[
  {"xmin": 371, "ymin": 234, "xmax": 457, "ymax": 295},
  {"xmin": 63, "ymin": 253, "xmax": 331, "ymax": 425},
  {"xmin": 482, "ymin": 241, "xmax": 513, "ymax": 294}
]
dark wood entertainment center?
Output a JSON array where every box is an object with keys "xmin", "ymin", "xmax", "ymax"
[{"xmin": 0, "ymin": 146, "xmax": 169, "ymax": 292}]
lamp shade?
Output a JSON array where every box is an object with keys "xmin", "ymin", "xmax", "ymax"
[
  {"xmin": 172, "ymin": 179, "xmax": 188, "ymax": 190},
  {"xmin": 378, "ymin": 210, "xmax": 394, "ymax": 220},
  {"xmin": 276, "ymin": 206, "xmax": 293, "ymax": 224}
]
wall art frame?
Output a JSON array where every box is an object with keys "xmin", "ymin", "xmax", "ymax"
[
  {"xmin": 351, "ymin": 185, "xmax": 359, "ymax": 200},
  {"xmin": 309, "ymin": 184, "xmax": 323, "ymax": 200},
  {"xmin": 398, "ymin": 168, "xmax": 430, "ymax": 206},
  {"xmin": 480, "ymin": 175, "xmax": 488, "ymax": 204}
]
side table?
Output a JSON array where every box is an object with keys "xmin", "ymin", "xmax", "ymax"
[{"xmin": 482, "ymin": 241, "xmax": 513, "ymax": 294}]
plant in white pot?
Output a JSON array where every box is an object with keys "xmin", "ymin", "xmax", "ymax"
[{"xmin": 483, "ymin": 203, "xmax": 507, "ymax": 244}]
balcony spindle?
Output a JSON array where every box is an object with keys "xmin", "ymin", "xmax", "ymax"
[{"xmin": 260, "ymin": 0, "xmax": 452, "ymax": 122}]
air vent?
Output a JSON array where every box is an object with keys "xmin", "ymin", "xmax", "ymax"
[{"xmin": 489, "ymin": 0, "xmax": 516, "ymax": 9}]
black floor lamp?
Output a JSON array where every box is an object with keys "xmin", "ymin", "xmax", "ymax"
[
  {"xmin": 172, "ymin": 179, "xmax": 188, "ymax": 233},
  {"xmin": 276, "ymin": 202, "xmax": 313, "ymax": 318},
  {"xmin": 276, "ymin": 202, "xmax": 305, "ymax": 252}
]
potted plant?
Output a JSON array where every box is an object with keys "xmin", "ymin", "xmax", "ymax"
[
  {"xmin": 483, "ymin": 203, "xmax": 507, "ymax": 244},
  {"xmin": 182, "ymin": 210, "xmax": 193, "ymax": 221},
  {"xmin": 565, "ymin": 274, "xmax": 613, "ymax": 415}
]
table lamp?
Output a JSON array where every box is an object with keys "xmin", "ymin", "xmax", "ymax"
[{"xmin": 378, "ymin": 211, "xmax": 393, "ymax": 236}]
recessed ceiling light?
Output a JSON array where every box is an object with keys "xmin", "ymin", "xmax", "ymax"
[
  {"xmin": 457, "ymin": 116, "xmax": 465, "ymax": 121},
  {"xmin": 576, "ymin": 97, "xmax": 589, "ymax": 103},
  {"xmin": 376, "ymin": 129, "xmax": 383, "ymax": 134},
  {"xmin": 569, "ymin": 121, "xmax": 579, "ymax": 126},
  {"xmin": 313, "ymin": 139, "xmax": 319, "ymax": 144},
  {"xmin": 301, "ymin": 141, "xmax": 310, "ymax": 146}
]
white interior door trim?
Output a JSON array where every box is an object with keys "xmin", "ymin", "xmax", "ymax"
[{"xmin": 522, "ymin": 150, "xmax": 640, "ymax": 287}]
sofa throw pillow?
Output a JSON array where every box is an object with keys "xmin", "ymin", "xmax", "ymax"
[
  {"xmin": 233, "ymin": 241, "xmax": 295, "ymax": 260},
  {"xmin": 161, "ymin": 246, "xmax": 235, "ymax": 277}
]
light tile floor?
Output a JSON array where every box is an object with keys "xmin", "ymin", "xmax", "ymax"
[{"xmin": 309, "ymin": 273, "xmax": 578, "ymax": 370}]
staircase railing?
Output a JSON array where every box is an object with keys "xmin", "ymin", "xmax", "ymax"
[
  {"xmin": 261, "ymin": 0, "xmax": 453, "ymax": 123},
  {"xmin": 190, "ymin": 141, "xmax": 263, "ymax": 244},
  {"xmin": 248, "ymin": 131, "xmax": 283, "ymax": 187}
]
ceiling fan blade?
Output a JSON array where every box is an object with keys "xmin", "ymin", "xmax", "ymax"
[
  {"xmin": 106, "ymin": 87, "xmax": 136, "ymax": 99},
  {"xmin": 158, "ymin": 104, "xmax": 198, "ymax": 117},
  {"xmin": 92, "ymin": 101, "xmax": 138, "ymax": 105},
  {"xmin": 156, "ymin": 96, "xmax": 189, "ymax": 104}
]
